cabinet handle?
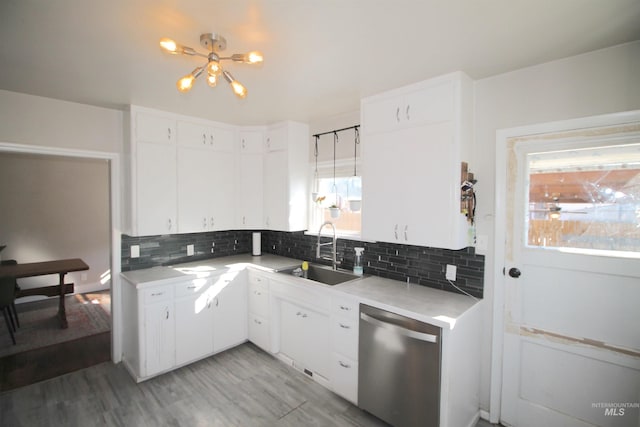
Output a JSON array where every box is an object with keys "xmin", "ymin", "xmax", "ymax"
[
  {"xmin": 210, "ymin": 134, "xmax": 214, "ymax": 145},
  {"xmin": 167, "ymin": 218, "xmax": 172, "ymax": 231},
  {"xmin": 394, "ymin": 224, "xmax": 398, "ymax": 240},
  {"xmin": 266, "ymin": 137, "xmax": 270, "ymax": 148},
  {"xmin": 165, "ymin": 307, "xmax": 170, "ymax": 319},
  {"xmin": 210, "ymin": 217, "xmax": 214, "ymax": 228},
  {"xmin": 302, "ymin": 313, "xmax": 308, "ymax": 318},
  {"xmin": 207, "ymin": 298, "xmax": 212, "ymax": 309},
  {"xmin": 243, "ymin": 216, "xmax": 246, "ymax": 225},
  {"xmin": 404, "ymin": 225, "xmax": 408, "ymax": 241},
  {"xmin": 406, "ymin": 104, "xmax": 410, "ymax": 121},
  {"xmin": 296, "ymin": 311, "xmax": 302, "ymax": 316},
  {"xmin": 266, "ymin": 216, "xmax": 270, "ymax": 227},
  {"xmin": 151, "ymin": 292, "xmax": 164, "ymax": 297},
  {"xmin": 202, "ymin": 133, "xmax": 206, "ymax": 144},
  {"xmin": 339, "ymin": 305, "xmax": 351, "ymax": 311},
  {"xmin": 396, "ymin": 106, "xmax": 400, "ymax": 123},
  {"xmin": 339, "ymin": 323, "xmax": 350, "ymax": 329},
  {"xmin": 339, "ymin": 361, "xmax": 351, "ymax": 369},
  {"xmin": 167, "ymin": 128, "xmax": 171, "ymax": 140},
  {"xmin": 242, "ymin": 139, "xmax": 246, "ymax": 149},
  {"xmin": 203, "ymin": 217, "xmax": 208, "ymax": 229},
  {"xmin": 215, "ymin": 297, "xmax": 219, "ymax": 307},
  {"xmin": 187, "ymin": 285, "xmax": 196, "ymax": 289},
  {"xmin": 254, "ymin": 290, "xmax": 262, "ymax": 296}
]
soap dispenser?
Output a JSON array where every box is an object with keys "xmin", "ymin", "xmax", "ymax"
[{"xmin": 353, "ymin": 247, "xmax": 364, "ymax": 276}]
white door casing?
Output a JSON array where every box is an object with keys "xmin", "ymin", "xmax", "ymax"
[{"xmin": 492, "ymin": 111, "xmax": 640, "ymax": 426}]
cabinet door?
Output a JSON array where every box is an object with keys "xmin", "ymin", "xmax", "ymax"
[
  {"xmin": 362, "ymin": 93, "xmax": 405, "ymax": 134},
  {"xmin": 237, "ymin": 152, "xmax": 264, "ymax": 228},
  {"xmin": 177, "ymin": 121, "xmax": 211, "ymax": 147},
  {"xmin": 248, "ymin": 313, "xmax": 270, "ymax": 351},
  {"xmin": 405, "ymin": 80, "xmax": 453, "ymax": 126},
  {"xmin": 213, "ymin": 276, "xmax": 248, "ymax": 352},
  {"xmin": 361, "ymin": 132, "xmax": 401, "ymax": 243},
  {"xmin": 210, "ymin": 149, "xmax": 236, "ymax": 230},
  {"xmin": 280, "ymin": 300, "xmax": 306, "ymax": 364},
  {"xmin": 177, "ymin": 146, "xmax": 212, "ymax": 233},
  {"xmin": 330, "ymin": 352, "xmax": 358, "ymax": 404},
  {"xmin": 136, "ymin": 113, "xmax": 175, "ymax": 143},
  {"xmin": 144, "ymin": 302, "xmax": 175, "ymax": 376},
  {"xmin": 266, "ymin": 125, "xmax": 287, "ymax": 151},
  {"xmin": 136, "ymin": 141, "xmax": 177, "ymax": 236},
  {"xmin": 174, "ymin": 282, "xmax": 214, "ymax": 365},
  {"xmin": 239, "ymin": 131, "xmax": 264, "ymax": 153},
  {"xmin": 263, "ymin": 149, "xmax": 288, "ymax": 230}
]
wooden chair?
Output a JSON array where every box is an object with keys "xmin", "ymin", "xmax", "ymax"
[
  {"xmin": 0, "ymin": 276, "xmax": 17, "ymax": 344},
  {"xmin": 0, "ymin": 260, "xmax": 20, "ymax": 329}
]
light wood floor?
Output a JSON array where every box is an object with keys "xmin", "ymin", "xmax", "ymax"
[{"xmin": 0, "ymin": 342, "xmax": 498, "ymax": 426}]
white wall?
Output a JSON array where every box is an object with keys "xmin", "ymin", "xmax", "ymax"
[
  {"xmin": 473, "ymin": 40, "xmax": 640, "ymax": 411},
  {"xmin": 309, "ymin": 110, "xmax": 361, "ymax": 162},
  {"xmin": 0, "ymin": 90, "xmax": 123, "ymax": 296}
]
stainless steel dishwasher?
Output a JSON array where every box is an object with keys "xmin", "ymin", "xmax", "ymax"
[{"xmin": 358, "ymin": 304, "xmax": 442, "ymax": 427}]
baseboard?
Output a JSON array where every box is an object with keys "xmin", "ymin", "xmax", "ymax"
[
  {"xmin": 480, "ymin": 409, "xmax": 491, "ymax": 421},
  {"xmin": 75, "ymin": 281, "xmax": 110, "ymax": 293}
]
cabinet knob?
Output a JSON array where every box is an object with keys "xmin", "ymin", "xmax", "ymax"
[
  {"xmin": 254, "ymin": 319, "xmax": 262, "ymax": 325},
  {"xmin": 339, "ymin": 361, "xmax": 351, "ymax": 369},
  {"xmin": 340, "ymin": 305, "xmax": 350, "ymax": 311},
  {"xmin": 406, "ymin": 104, "xmax": 410, "ymax": 121},
  {"xmin": 339, "ymin": 323, "xmax": 350, "ymax": 329}
]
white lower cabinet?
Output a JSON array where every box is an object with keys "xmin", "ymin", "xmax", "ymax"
[
  {"xmin": 174, "ymin": 278, "xmax": 214, "ymax": 366},
  {"xmin": 247, "ymin": 271, "xmax": 271, "ymax": 351},
  {"xmin": 280, "ymin": 299, "xmax": 330, "ymax": 378},
  {"xmin": 212, "ymin": 272, "xmax": 248, "ymax": 352},
  {"xmin": 142, "ymin": 287, "xmax": 176, "ymax": 377},
  {"xmin": 121, "ymin": 272, "xmax": 247, "ymax": 382},
  {"xmin": 329, "ymin": 294, "xmax": 360, "ymax": 403}
]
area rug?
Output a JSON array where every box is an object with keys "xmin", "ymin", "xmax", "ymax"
[{"xmin": 0, "ymin": 291, "xmax": 110, "ymax": 358}]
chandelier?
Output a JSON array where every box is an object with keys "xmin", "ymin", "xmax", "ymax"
[{"xmin": 160, "ymin": 32, "xmax": 263, "ymax": 98}]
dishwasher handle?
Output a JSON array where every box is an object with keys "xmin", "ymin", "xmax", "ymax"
[{"xmin": 360, "ymin": 312, "xmax": 438, "ymax": 343}]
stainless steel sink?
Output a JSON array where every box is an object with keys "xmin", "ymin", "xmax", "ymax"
[{"xmin": 276, "ymin": 263, "xmax": 359, "ymax": 285}]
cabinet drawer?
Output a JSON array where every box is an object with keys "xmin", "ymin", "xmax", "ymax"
[
  {"xmin": 174, "ymin": 278, "xmax": 210, "ymax": 299},
  {"xmin": 332, "ymin": 295, "xmax": 359, "ymax": 320},
  {"xmin": 248, "ymin": 313, "xmax": 270, "ymax": 352},
  {"xmin": 331, "ymin": 317, "xmax": 358, "ymax": 360},
  {"xmin": 142, "ymin": 285, "xmax": 174, "ymax": 305},
  {"xmin": 248, "ymin": 272, "xmax": 268, "ymax": 287},
  {"xmin": 330, "ymin": 352, "xmax": 358, "ymax": 404},
  {"xmin": 249, "ymin": 281, "xmax": 269, "ymax": 317}
]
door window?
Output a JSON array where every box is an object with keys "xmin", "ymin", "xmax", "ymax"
[{"xmin": 526, "ymin": 143, "xmax": 640, "ymax": 257}]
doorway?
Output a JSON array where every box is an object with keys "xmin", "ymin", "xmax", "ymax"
[{"xmin": 492, "ymin": 112, "xmax": 640, "ymax": 426}]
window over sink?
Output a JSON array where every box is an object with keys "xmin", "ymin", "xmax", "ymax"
[{"xmin": 309, "ymin": 160, "xmax": 362, "ymax": 237}]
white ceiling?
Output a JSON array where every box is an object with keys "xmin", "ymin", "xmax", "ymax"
[{"xmin": 1, "ymin": 0, "xmax": 639, "ymax": 126}]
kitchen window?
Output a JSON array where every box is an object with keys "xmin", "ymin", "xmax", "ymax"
[{"xmin": 309, "ymin": 160, "xmax": 362, "ymax": 237}]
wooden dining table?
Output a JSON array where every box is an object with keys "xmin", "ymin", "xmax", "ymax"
[{"xmin": 0, "ymin": 258, "xmax": 89, "ymax": 329}]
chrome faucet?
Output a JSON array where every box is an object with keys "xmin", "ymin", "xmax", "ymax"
[{"xmin": 317, "ymin": 221, "xmax": 340, "ymax": 270}]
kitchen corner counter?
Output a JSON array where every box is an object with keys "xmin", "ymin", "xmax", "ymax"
[
  {"xmin": 335, "ymin": 275, "xmax": 481, "ymax": 330},
  {"xmin": 120, "ymin": 254, "xmax": 301, "ymax": 287}
]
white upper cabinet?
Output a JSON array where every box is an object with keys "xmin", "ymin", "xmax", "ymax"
[
  {"xmin": 129, "ymin": 109, "xmax": 178, "ymax": 236},
  {"xmin": 361, "ymin": 72, "xmax": 473, "ymax": 249},
  {"xmin": 177, "ymin": 120, "xmax": 236, "ymax": 233},
  {"xmin": 263, "ymin": 121, "xmax": 309, "ymax": 231},
  {"xmin": 237, "ymin": 129, "xmax": 265, "ymax": 229}
]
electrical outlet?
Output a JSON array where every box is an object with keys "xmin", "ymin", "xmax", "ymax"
[
  {"xmin": 446, "ymin": 264, "xmax": 457, "ymax": 281},
  {"xmin": 130, "ymin": 245, "xmax": 140, "ymax": 258},
  {"xmin": 187, "ymin": 244, "xmax": 194, "ymax": 256}
]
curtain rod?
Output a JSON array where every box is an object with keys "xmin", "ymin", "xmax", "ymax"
[{"xmin": 312, "ymin": 124, "xmax": 360, "ymax": 139}]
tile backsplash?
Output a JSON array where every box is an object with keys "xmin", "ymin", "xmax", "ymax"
[{"xmin": 122, "ymin": 230, "xmax": 484, "ymax": 298}]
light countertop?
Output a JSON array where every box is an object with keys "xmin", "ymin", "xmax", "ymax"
[{"xmin": 120, "ymin": 253, "xmax": 480, "ymax": 330}]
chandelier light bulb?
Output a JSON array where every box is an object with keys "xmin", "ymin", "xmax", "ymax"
[
  {"xmin": 206, "ymin": 60, "xmax": 222, "ymax": 76},
  {"xmin": 231, "ymin": 81, "xmax": 248, "ymax": 98},
  {"xmin": 160, "ymin": 38, "xmax": 178, "ymax": 53},
  {"xmin": 206, "ymin": 73, "xmax": 218, "ymax": 87},
  {"xmin": 176, "ymin": 67, "xmax": 203, "ymax": 93},
  {"xmin": 246, "ymin": 51, "xmax": 264, "ymax": 64}
]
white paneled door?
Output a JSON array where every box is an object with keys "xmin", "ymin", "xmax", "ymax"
[{"xmin": 498, "ymin": 115, "xmax": 640, "ymax": 427}]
